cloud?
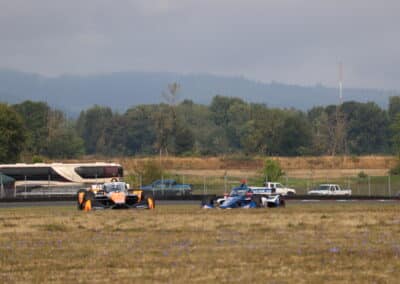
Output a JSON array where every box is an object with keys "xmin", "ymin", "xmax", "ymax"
[{"xmin": 0, "ymin": 0, "xmax": 399, "ymax": 89}]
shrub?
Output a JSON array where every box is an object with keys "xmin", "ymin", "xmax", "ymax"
[
  {"xmin": 262, "ymin": 159, "xmax": 284, "ymax": 182},
  {"xmin": 32, "ymin": 155, "xmax": 44, "ymax": 163},
  {"xmin": 358, "ymin": 171, "xmax": 368, "ymax": 178},
  {"xmin": 389, "ymin": 162, "xmax": 400, "ymax": 175},
  {"xmin": 133, "ymin": 159, "xmax": 164, "ymax": 185}
]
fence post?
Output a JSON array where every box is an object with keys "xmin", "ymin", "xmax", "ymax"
[
  {"xmin": 161, "ymin": 175, "xmax": 164, "ymax": 197},
  {"xmin": 25, "ymin": 175, "xmax": 27, "ymax": 198},
  {"xmin": 203, "ymin": 176, "xmax": 206, "ymax": 195},
  {"xmin": 368, "ymin": 176, "xmax": 371, "ymax": 196},
  {"xmin": 0, "ymin": 175, "xmax": 3, "ymax": 199},
  {"xmin": 224, "ymin": 175, "xmax": 227, "ymax": 194},
  {"xmin": 388, "ymin": 175, "xmax": 391, "ymax": 197}
]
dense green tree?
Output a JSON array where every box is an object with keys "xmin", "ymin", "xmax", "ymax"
[
  {"xmin": 210, "ymin": 95, "xmax": 245, "ymax": 127},
  {"xmin": 342, "ymin": 101, "xmax": 388, "ymax": 154},
  {"xmin": 239, "ymin": 120, "xmax": 264, "ymax": 154},
  {"xmin": 389, "ymin": 96, "xmax": 400, "ymax": 121},
  {"xmin": 176, "ymin": 101, "xmax": 219, "ymax": 155},
  {"xmin": 124, "ymin": 105, "xmax": 157, "ymax": 155},
  {"xmin": 0, "ymin": 104, "xmax": 25, "ymax": 162},
  {"xmin": 390, "ymin": 113, "xmax": 400, "ymax": 155},
  {"xmin": 6, "ymin": 95, "xmax": 396, "ymax": 158},
  {"xmin": 174, "ymin": 125, "xmax": 195, "ymax": 154},
  {"xmin": 46, "ymin": 124, "xmax": 84, "ymax": 158},
  {"xmin": 278, "ymin": 113, "xmax": 312, "ymax": 156},
  {"xmin": 308, "ymin": 107, "xmax": 330, "ymax": 155},
  {"xmin": 152, "ymin": 104, "xmax": 176, "ymax": 154},
  {"xmin": 13, "ymin": 101, "xmax": 49, "ymax": 155},
  {"xmin": 76, "ymin": 105, "xmax": 113, "ymax": 154}
]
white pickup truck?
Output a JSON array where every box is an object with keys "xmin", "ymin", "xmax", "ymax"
[
  {"xmin": 250, "ymin": 182, "xmax": 296, "ymax": 196},
  {"xmin": 307, "ymin": 184, "xmax": 352, "ymax": 196}
]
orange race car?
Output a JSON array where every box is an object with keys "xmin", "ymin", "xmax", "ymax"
[{"xmin": 77, "ymin": 181, "xmax": 155, "ymax": 211}]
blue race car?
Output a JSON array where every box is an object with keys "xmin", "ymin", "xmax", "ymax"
[{"xmin": 202, "ymin": 184, "xmax": 285, "ymax": 209}]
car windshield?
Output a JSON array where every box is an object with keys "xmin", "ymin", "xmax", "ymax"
[
  {"xmin": 103, "ymin": 182, "xmax": 126, "ymax": 192},
  {"xmin": 316, "ymin": 185, "xmax": 330, "ymax": 191}
]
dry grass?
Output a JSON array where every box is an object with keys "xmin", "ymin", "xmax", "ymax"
[
  {"xmin": 119, "ymin": 155, "xmax": 397, "ymax": 171},
  {"xmin": 62, "ymin": 155, "xmax": 396, "ymax": 179},
  {"xmin": 1, "ymin": 203, "xmax": 400, "ymax": 283},
  {"xmin": 66, "ymin": 155, "xmax": 397, "ymax": 171}
]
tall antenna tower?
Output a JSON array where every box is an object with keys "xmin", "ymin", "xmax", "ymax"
[{"xmin": 338, "ymin": 62, "xmax": 343, "ymax": 103}]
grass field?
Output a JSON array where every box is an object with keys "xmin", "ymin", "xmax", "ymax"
[{"xmin": 1, "ymin": 203, "xmax": 400, "ymax": 283}]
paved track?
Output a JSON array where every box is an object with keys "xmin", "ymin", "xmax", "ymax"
[
  {"xmin": 0, "ymin": 199, "xmax": 398, "ymax": 209},
  {"xmin": 0, "ymin": 200, "xmax": 200, "ymax": 208}
]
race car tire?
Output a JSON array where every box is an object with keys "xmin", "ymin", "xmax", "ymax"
[
  {"xmin": 76, "ymin": 189, "xmax": 86, "ymax": 210},
  {"xmin": 84, "ymin": 190, "xmax": 95, "ymax": 201},
  {"xmin": 201, "ymin": 197, "xmax": 214, "ymax": 207},
  {"xmin": 142, "ymin": 192, "xmax": 155, "ymax": 208},
  {"xmin": 146, "ymin": 196, "xmax": 155, "ymax": 209},
  {"xmin": 251, "ymin": 196, "xmax": 262, "ymax": 208},
  {"xmin": 83, "ymin": 191, "xmax": 95, "ymax": 211}
]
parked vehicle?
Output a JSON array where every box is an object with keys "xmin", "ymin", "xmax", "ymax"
[
  {"xmin": 262, "ymin": 182, "xmax": 296, "ymax": 196},
  {"xmin": 307, "ymin": 184, "xmax": 352, "ymax": 196},
  {"xmin": 141, "ymin": 179, "xmax": 192, "ymax": 197},
  {"xmin": 77, "ymin": 181, "xmax": 155, "ymax": 210}
]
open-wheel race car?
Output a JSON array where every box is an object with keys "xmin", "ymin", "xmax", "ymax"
[
  {"xmin": 202, "ymin": 184, "xmax": 285, "ymax": 209},
  {"xmin": 77, "ymin": 181, "xmax": 155, "ymax": 211}
]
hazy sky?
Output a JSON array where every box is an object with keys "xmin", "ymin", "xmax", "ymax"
[{"xmin": 1, "ymin": 0, "xmax": 399, "ymax": 89}]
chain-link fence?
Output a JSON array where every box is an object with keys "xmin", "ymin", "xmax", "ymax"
[
  {"xmin": 1, "ymin": 173, "xmax": 400, "ymax": 198},
  {"xmin": 124, "ymin": 173, "xmax": 400, "ymax": 197}
]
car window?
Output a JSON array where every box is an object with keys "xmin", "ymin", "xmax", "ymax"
[{"xmin": 276, "ymin": 183, "xmax": 283, "ymax": 188}]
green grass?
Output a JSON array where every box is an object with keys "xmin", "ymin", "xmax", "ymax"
[{"xmin": 1, "ymin": 203, "xmax": 400, "ymax": 282}]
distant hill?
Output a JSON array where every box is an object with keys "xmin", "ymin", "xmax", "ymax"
[{"xmin": 0, "ymin": 69, "xmax": 398, "ymax": 115}]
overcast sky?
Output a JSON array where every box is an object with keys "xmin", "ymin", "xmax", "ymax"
[{"xmin": 0, "ymin": 0, "xmax": 399, "ymax": 89}]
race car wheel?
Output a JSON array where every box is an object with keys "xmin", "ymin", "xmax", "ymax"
[
  {"xmin": 146, "ymin": 197, "xmax": 155, "ymax": 209},
  {"xmin": 142, "ymin": 193, "xmax": 155, "ymax": 209},
  {"xmin": 76, "ymin": 189, "xmax": 86, "ymax": 210},
  {"xmin": 251, "ymin": 196, "xmax": 262, "ymax": 208},
  {"xmin": 83, "ymin": 191, "xmax": 95, "ymax": 211},
  {"xmin": 201, "ymin": 197, "xmax": 214, "ymax": 207}
]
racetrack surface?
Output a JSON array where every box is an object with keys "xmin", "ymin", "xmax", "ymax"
[{"xmin": 1, "ymin": 199, "xmax": 398, "ymax": 209}]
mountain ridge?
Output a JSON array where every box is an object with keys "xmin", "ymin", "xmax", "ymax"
[{"xmin": 0, "ymin": 69, "xmax": 398, "ymax": 115}]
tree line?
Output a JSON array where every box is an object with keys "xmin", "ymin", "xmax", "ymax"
[{"xmin": 2, "ymin": 94, "xmax": 400, "ymax": 163}]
